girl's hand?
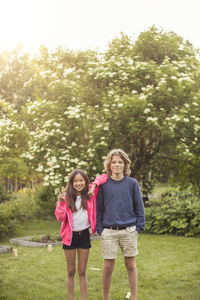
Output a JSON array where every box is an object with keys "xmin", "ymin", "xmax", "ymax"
[
  {"xmin": 56, "ymin": 188, "xmax": 66, "ymax": 205},
  {"xmin": 88, "ymin": 184, "xmax": 97, "ymax": 197}
]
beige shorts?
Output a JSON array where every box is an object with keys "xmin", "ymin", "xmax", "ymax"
[{"xmin": 101, "ymin": 226, "xmax": 138, "ymax": 259}]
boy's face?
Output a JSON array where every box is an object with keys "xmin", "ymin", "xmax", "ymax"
[{"xmin": 110, "ymin": 155, "xmax": 125, "ymax": 177}]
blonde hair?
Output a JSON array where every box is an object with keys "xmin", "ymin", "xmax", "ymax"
[{"xmin": 104, "ymin": 149, "xmax": 131, "ymax": 176}]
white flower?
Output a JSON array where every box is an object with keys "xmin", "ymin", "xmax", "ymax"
[
  {"xmin": 63, "ymin": 68, "xmax": 75, "ymax": 76},
  {"xmin": 64, "ymin": 176, "xmax": 69, "ymax": 181},
  {"xmin": 99, "ymin": 141, "xmax": 107, "ymax": 146},
  {"xmin": 139, "ymin": 94, "xmax": 146, "ymax": 100},
  {"xmin": 147, "ymin": 117, "xmax": 158, "ymax": 122},
  {"xmin": 171, "ymin": 115, "xmax": 181, "ymax": 121},
  {"xmin": 53, "ymin": 164, "xmax": 60, "ymax": 169},
  {"xmin": 116, "ymin": 62, "xmax": 122, "ymax": 67},
  {"xmin": 183, "ymin": 118, "xmax": 189, "ymax": 123},
  {"xmin": 194, "ymin": 125, "xmax": 200, "ymax": 132},
  {"xmin": 178, "ymin": 45, "xmax": 184, "ymax": 50},
  {"xmin": 51, "ymin": 180, "xmax": 60, "ymax": 186},
  {"xmin": 171, "ymin": 76, "xmax": 177, "ymax": 80},
  {"xmin": 53, "ymin": 122, "xmax": 61, "ymax": 127},
  {"xmin": 44, "ymin": 175, "xmax": 49, "ymax": 181},
  {"xmin": 26, "ymin": 153, "xmax": 34, "ymax": 160},
  {"xmin": 36, "ymin": 165, "xmax": 44, "ymax": 172},
  {"xmin": 144, "ymin": 108, "xmax": 151, "ymax": 114},
  {"xmin": 96, "ymin": 124, "xmax": 103, "ymax": 128}
]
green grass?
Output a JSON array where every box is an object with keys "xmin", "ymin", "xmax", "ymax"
[
  {"xmin": 0, "ymin": 218, "xmax": 60, "ymax": 245},
  {"xmin": 0, "ymin": 220, "xmax": 200, "ymax": 300}
]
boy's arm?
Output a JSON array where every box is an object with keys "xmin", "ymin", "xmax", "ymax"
[
  {"xmin": 96, "ymin": 185, "xmax": 104, "ymax": 235},
  {"xmin": 133, "ymin": 181, "xmax": 145, "ymax": 233}
]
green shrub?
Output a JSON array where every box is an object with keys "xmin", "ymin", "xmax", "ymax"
[
  {"xmin": 0, "ymin": 185, "xmax": 12, "ymax": 203},
  {"xmin": 0, "ymin": 188, "xmax": 38, "ymax": 238},
  {"xmin": 0, "ymin": 185, "xmax": 57, "ymax": 238},
  {"xmin": 145, "ymin": 189, "xmax": 200, "ymax": 236},
  {"xmin": 34, "ymin": 185, "xmax": 56, "ymax": 218},
  {"xmin": 0, "ymin": 200, "xmax": 16, "ymax": 238},
  {"xmin": 12, "ymin": 189, "xmax": 37, "ymax": 219}
]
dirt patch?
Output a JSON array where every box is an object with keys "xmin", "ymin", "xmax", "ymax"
[{"xmin": 31, "ymin": 236, "xmax": 62, "ymax": 243}]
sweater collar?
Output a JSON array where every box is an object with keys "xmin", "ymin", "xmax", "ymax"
[{"xmin": 109, "ymin": 176, "xmax": 126, "ymax": 183}]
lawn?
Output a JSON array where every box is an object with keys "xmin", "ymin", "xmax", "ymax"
[{"xmin": 0, "ymin": 219, "xmax": 200, "ymax": 300}]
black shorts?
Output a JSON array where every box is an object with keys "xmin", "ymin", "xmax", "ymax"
[{"xmin": 63, "ymin": 228, "xmax": 91, "ymax": 250}]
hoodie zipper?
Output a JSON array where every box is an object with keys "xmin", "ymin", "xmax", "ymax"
[
  {"xmin": 66, "ymin": 209, "xmax": 73, "ymax": 246},
  {"xmin": 89, "ymin": 197, "xmax": 94, "ymax": 232}
]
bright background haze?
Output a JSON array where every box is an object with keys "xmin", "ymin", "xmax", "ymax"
[{"xmin": 0, "ymin": 0, "xmax": 200, "ymax": 54}]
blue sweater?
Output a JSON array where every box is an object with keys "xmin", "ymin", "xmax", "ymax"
[{"xmin": 96, "ymin": 176, "xmax": 145, "ymax": 235}]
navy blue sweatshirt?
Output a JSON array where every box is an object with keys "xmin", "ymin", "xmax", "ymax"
[{"xmin": 96, "ymin": 176, "xmax": 145, "ymax": 235}]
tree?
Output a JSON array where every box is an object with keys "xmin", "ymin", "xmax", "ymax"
[
  {"xmin": 2, "ymin": 28, "xmax": 200, "ymax": 196},
  {"xmin": 0, "ymin": 46, "xmax": 34, "ymax": 111},
  {"xmin": 83, "ymin": 28, "xmax": 200, "ymax": 195}
]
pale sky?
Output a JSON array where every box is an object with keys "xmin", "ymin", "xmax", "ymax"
[{"xmin": 0, "ymin": 0, "xmax": 200, "ymax": 54}]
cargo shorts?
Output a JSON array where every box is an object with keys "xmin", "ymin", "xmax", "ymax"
[{"xmin": 101, "ymin": 226, "xmax": 138, "ymax": 259}]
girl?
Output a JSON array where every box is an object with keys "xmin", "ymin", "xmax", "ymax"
[{"xmin": 55, "ymin": 169, "xmax": 107, "ymax": 300}]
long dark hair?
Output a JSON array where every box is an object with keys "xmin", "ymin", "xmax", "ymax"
[{"xmin": 65, "ymin": 169, "xmax": 90, "ymax": 212}]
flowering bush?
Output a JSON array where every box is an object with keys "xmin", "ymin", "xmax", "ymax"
[{"xmin": 0, "ymin": 27, "xmax": 200, "ymax": 197}]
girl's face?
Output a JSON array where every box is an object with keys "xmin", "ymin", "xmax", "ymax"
[{"xmin": 73, "ymin": 173, "xmax": 86, "ymax": 195}]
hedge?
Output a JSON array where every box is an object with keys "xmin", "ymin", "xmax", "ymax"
[
  {"xmin": 145, "ymin": 189, "xmax": 200, "ymax": 236},
  {"xmin": 0, "ymin": 189, "xmax": 37, "ymax": 238}
]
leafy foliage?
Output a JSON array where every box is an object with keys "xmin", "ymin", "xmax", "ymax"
[
  {"xmin": 0, "ymin": 185, "xmax": 12, "ymax": 203},
  {"xmin": 34, "ymin": 185, "xmax": 57, "ymax": 217},
  {"xmin": 145, "ymin": 189, "xmax": 200, "ymax": 236},
  {"xmin": 0, "ymin": 189, "xmax": 37, "ymax": 238},
  {"xmin": 0, "ymin": 26, "xmax": 200, "ymax": 198},
  {"xmin": 0, "ymin": 200, "xmax": 16, "ymax": 237}
]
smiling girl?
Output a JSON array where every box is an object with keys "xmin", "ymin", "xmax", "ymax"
[{"xmin": 55, "ymin": 169, "xmax": 107, "ymax": 300}]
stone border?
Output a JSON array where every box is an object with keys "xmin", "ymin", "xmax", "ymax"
[
  {"xmin": 10, "ymin": 236, "xmax": 62, "ymax": 247},
  {"xmin": 9, "ymin": 233, "xmax": 101, "ymax": 247},
  {"xmin": 0, "ymin": 245, "xmax": 13, "ymax": 254}
]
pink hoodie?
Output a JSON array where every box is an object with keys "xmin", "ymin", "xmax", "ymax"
[{"xmin": 55, "ymin": 174, "xmax": 108, "ymax": 246}]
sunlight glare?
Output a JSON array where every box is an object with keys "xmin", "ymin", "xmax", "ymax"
[{"xmin": 0, "ymin": 0, "xmax": 56, "ymax": 53}]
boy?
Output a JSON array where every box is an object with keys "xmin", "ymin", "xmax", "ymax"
[{"xmin": 96, "ymin": 149, "xmax": 145, "ymax": 300}]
